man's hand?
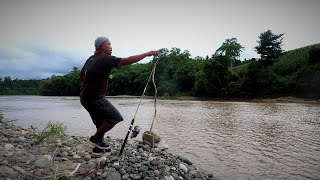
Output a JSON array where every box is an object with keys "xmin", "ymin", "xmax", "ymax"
[
  {"xmin": 146, "ymin": 50, "xmax": 159, "ymax": 57},
  {"xmin": 118, "ymin": 50, "xmax": 160, "ymax": 67}
]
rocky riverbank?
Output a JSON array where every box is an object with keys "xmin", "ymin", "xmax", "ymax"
[{"xmin": 0, "ymin": 121, "xmax": 216, "ymax": 180}]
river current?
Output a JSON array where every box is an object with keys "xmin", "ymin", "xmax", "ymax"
[{"xmin": 0, "ymin": 96, "xmax": 319, "ymax": 179}]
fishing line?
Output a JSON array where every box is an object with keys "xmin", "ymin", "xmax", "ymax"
[{"xmin": 119, "ymin": 57, "xmax": 160, "ymax": 156}]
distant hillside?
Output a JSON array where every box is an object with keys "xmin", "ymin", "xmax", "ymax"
[
  {"xmin": 234, "ymin": 43, "xmax": 320, "ymax": 98},
  {"xmin": 272, "ymin": 44, "xmax": 320, "ymax": 76}
]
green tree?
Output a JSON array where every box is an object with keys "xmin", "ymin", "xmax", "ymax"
[
  {"xmin": 255, "ymin": 30, "xmax": 284, "ymax": 62},
  {"xmin": 174, "ymin": 60, "xmax": 196, "ymax": 92},
  {"xmin": 215, "ymin": 38, "xmax": 244, "ymax": 74}
]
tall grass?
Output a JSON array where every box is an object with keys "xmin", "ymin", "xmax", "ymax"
[{"xmin": 31, "ymin": 122, "xmax": 66, "ymax": 145}]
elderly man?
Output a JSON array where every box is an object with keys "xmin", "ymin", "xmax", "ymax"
[{"xmin": 80, "ymin": 36, "xmax": 158, "ymax": 151}]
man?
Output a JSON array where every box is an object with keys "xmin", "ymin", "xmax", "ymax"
[{"xmin": 80, "ymin": 36, "xmax": 158, "ymax": 151}]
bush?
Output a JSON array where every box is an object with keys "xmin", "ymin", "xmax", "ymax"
[{"xmin": 31, "ymin": 122, "xmax": 66, "ymax": 144}]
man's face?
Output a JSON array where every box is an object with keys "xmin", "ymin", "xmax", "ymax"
[{"xmin": 101, "ymin": 40, "xmax": 112, "ymax": 55}]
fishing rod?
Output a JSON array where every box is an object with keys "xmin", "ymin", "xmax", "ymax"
[{"xmin": 119, "ymin": 56, "xmax": 160, "ymax": 156}]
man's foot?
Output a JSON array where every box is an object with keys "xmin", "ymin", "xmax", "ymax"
[
  {"xmin": 89, "ymin": 136, "xmax": 109, "ymax": 149},
  {"xmin": 92, "ymin": 147, "xmax": 111, "ymax": 153}
]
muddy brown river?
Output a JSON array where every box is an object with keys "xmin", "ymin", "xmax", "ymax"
[{"xmin": 0, "ymin": 96, "xmax": 319, "ymax": 179}]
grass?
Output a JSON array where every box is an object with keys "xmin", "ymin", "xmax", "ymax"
[
  {"xmin": 31, "ymin": 122, "xmax": 66, "ymax": 145},
  {"xmin": 272, "ymin": 43, "xmax": 320, "ymax": 76}
]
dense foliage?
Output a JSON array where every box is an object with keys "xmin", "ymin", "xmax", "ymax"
[
  {"xmin": 1, "ymin": 31, "xmax": 319, "ymax": 99},
  {"xmin": 0, "ymin": 77, "xmax": 39, "ymax": 95}
]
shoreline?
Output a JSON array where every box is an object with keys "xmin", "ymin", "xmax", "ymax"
[
  {"xmin": 0, "ymin": 120, "xmax": 216, "ymax": 180},
  {"xmin": 1, "ymin": 94, "xmax": 319, "ymax": 104},
  {"xmin": 108, "ymin": 95, "xmax": 320, "ymax": 104}
]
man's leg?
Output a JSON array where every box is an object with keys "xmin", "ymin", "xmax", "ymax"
[
  {"xmin": 94, "ymin": 121, "xmax": 115, "ymax": 141},
  {"xmin": 89, "ymin": 98, "xmax": 123, "ymax": 149}
]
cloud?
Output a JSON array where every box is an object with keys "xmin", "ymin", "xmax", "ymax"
[{"xmin": 0, "ymin": 41, "xmax": 85, "ymax": 79}]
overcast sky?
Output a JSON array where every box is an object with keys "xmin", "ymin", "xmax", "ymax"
[{"xmin": 0, "ymin": 0, "xmax": 319, "ymax": 79}]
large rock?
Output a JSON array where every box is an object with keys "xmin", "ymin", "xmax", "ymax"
[
  {"xmin": 34, "ymin": 155, "xmax": 53, "ymax": 168},
  {"xmin": 142, "ymin": 131, "xmax": 161, "ymax": 143}
]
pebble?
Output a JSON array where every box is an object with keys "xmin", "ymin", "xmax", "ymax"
[
  {"xmin": 182, "ymin": 173, "xmax": 192, "ymax": 180},
  {"xmin": 182, "ymin": 157, "xmax": 193, "ymax": 165},
  {"xmin": 141, "ymin": 152, "xmax": 148, "ymax": 157},
  {"xmin": 179, "ymin": 163, "xmax": 188, "ymax": 173},
  {"xmin": 0, "ymin": 166, "xmax": 17, "ymax": 176},
  {"xmin": 122, "ymin": 173, "xmax": 130, "ymax": 179},
  {"xmin": 5, "ymin": 143, "xmax": 14, "ymax": 150},
  {"xmin": 18, "ymin": 136, "xmax": 27, "ymax": 142},
  {"xmin": 102, "ymin": 172, "xmax": 108, "ymax": 178},
  {"xmin": 142, "ymin": 144, "xmax": 150, "ymax": 151},
  {"xmin": 4, "ymin": 152, "xmax": 13, "ymax": 157},
  {"xmin": 172, "ymin": 173, "xmax": 180, "ymax": 180},
  {"xmin": 119, "ymin": 168, "xmax": 126, "ymax": 175},
  {"xmin": 61, "ymin": 151, "xmax": 69, "ymax": 157},
  {"xmin": 164, "ymin": 175, "xmax": 174, "ymax": 180},
  {"xmin": 34, "ymin": 155, "xmax": 53, "ymax": 168},
  {"xmin": 105, "ymin": 171, "xmax": 121, "ymax": 180},
  {"xmin": 73, "ymin": 154, "xmax": 81, "ymax": 159},
  {"xmin": 138, "ymin": 165, "xmax": 148, "ymax": 172},
  {"xmin": 150, "ymin": 158, "xmax": 161, "ymax": 166},
  {"xmin": 114, "ymin": 165, "xmax": 122, "ymax": 170},
  {"xmin": 12, "ymin": 165, "xmax": 26, "ymax": 174},
  {"xmin": 190, "ymin": 170, "xmax": 197, "ymax": 176},
  {"xmin": 154, "ymin": 170, "xmax": 160, "ymax": 176},
  {"xmin": 130, "ymin": 174, "xmax": 141, "ymax": 180},
  {"xmin": 140, "ymin": 161, "xmax": 150, "ymax": 166},
  {"xmin": 84, "ymin": 155, "xmax": 91, "ymax": 161},
  {"xmin": 55, "ymin": 142, "xmax": 63, "ymax": 147}
]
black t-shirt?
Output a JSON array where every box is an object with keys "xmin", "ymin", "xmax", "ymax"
[{"xmin": 80, "ymin": 54, "xmax": 121, "ymax": 98}]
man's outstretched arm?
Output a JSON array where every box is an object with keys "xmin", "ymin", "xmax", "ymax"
[{"xmin": 117, "ymin": 51, "xmax": 158, "ymax": 67}]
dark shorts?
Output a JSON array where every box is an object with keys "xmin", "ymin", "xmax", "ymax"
[{"xmin": 80, "ymin": 97, "xmax": 123, "ymax": 128}]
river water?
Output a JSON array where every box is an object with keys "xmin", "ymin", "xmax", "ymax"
[{"xmin": 0, "ymin": 96, "xmax": 319, "ymax": 179}]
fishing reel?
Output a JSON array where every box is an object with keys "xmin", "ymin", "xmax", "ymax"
[{"xmin": 130, "ymin": 125, "xmax": 140, "ymax": 138}]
